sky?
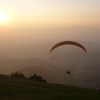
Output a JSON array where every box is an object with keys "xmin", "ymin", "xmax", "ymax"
[
  {"xmin": 0, "ymin": 0, "xmax": 100, "ymax": 27},
  {"xmin": 1, "ymin": 1, "xmax": 100, "ymax": 89},
  {"xmin": 0, "ymin": 0, "xmax": 100, "ymax": 59}
]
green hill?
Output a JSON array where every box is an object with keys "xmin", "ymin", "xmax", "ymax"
[{"xmin": 0, "ymin": 74, "xmax": 100, "ymax": 100}]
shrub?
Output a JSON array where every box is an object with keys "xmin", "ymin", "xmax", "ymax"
[
  {"xmin": 28, "ymin": 74, "xmax": 47, "ymax": 83},
  {"xmin": 11, "ymin": 72, "xmax": 27, "ymax": 79}
]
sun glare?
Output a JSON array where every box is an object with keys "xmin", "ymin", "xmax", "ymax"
[{"xmin": 0, "ymin": 12, "xmax": 8, "ymax": 23}]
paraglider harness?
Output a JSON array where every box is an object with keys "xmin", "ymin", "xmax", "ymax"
[{"xmin": 66, "ymin": 71, "xmax": 71, "ymax": 75}]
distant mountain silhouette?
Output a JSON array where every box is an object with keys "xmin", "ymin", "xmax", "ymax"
[{"xmin": 0, "ymin": 41, "xmax": 100, "ymax": 89}]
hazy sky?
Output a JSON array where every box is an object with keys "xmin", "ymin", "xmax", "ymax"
[
  {"xmin": 0, "ymin": 0, "xmax": 100, "ymax": 59},
  {"xmin": 0, "ymin": 0, "xmax": 100, "ymax": 27},
  {"xmin": 1, "ymin": 1, "xmax": 100, "ymax": 89}
]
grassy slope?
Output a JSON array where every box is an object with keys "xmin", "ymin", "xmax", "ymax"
[{"xmin": 0, "ymin": 74, "xmax": 100, "ymax": 100}]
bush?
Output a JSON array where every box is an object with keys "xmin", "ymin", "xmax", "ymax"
[
  {"xmin": 11, "ymin": 72, "xmax": 27, "ymax": 79},
  {"xmin": 28, "ymin": 74, "xmax": 47, "ymax": 83}
]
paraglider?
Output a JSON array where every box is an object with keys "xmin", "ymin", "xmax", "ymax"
[
  {"xmin": 49, "ymin": 41, "xmax": 86, "ymax": 54},
  {"xmin": 49, "ymin": 41, "xmax": 87, "ymax": 75}
]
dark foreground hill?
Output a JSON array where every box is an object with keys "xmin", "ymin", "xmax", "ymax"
[{"xmin": 0, "ymin": 74, "xmax": 100, "ymax": 100}]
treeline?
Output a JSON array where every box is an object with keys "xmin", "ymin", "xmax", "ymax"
[{"xmin": 11, "ymin": 72, "xmax": 47, "ymax": 83}]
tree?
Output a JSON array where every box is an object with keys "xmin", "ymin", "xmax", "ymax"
[
  {"xmin": 11, "ymin": 72, "xmax": 27, "ymax": 79},
  {"xmin": 28, "ymin": 74, "xmax": 47, "ymax": 83}
]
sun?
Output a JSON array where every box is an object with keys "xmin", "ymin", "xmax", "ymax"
[{"xmin": 0, "ymin": 12, "xmax": 8, "ymax": 23}]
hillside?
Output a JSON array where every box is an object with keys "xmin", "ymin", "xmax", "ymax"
[
  {"xmin": 0, "ymin": 74, "xmax": 100, "ymax": 100},
  {"xmin": 17, "ymin": 65, "xmax": 65, "ymax": 84}
]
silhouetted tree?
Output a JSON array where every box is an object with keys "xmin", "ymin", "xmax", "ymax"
[
  {"xmin": 28, "ymin": 74, "xmax": 47, "ymax": 83},
  {"xmin": 11, "ymin": 72, "xmax": 27, "ymax": 79}
]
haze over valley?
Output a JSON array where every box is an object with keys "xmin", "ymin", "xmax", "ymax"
[{"xmin": 0, "ymin": 0, "xmax": 100, "ymax": 90}]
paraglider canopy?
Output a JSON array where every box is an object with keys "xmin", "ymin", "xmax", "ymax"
[{"xmin": 49, "ymin": 41, "xmax": 87, "ymax": 54}]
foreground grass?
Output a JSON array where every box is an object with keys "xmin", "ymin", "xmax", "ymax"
[{"xmin": 0, "ymin": 74, "xmax": 100, "ymax": 100}]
